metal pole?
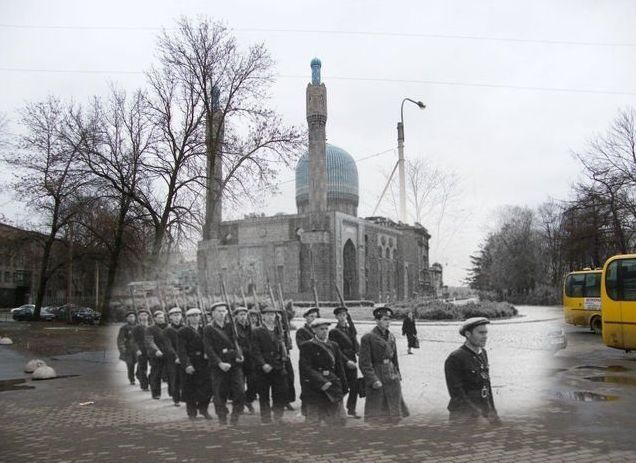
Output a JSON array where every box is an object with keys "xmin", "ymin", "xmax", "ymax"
[
  {"xmin": 397, "ymin": 121, "xmax": 406, "ymax": 223},
  {"xmin": 95, "ymin": 261, "xmax": 99, "ymax": 310}
]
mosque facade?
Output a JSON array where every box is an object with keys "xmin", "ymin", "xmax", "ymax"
[{"xmin": 197, "ymin": 59, "xmax": 440, "ymax": 303}]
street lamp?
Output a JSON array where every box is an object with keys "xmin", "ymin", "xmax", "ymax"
[{"xmin": 397, "ymin": 98, "xmax": 426, "ymax": 223}]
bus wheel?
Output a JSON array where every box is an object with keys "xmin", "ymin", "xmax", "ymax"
[{"xmin": 590, "ymin": 316, "xmax": 602, "ymax": 335}]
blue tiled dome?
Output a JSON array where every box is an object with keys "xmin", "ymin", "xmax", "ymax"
[{"xmin": 295, "ymin": 143, "xmax": 359, "ymax": 212}]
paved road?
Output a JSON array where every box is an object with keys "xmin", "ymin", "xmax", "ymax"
[{"xmin": 2, "ymin": 305, "xmax": 636, "ymax": 462}]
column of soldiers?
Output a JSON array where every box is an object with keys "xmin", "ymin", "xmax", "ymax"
[{"xmin": 118, "ymin": 301, "xmax": 501, "ymax": 427}]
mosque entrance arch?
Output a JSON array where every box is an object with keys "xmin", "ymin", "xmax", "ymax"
[{"xmin": 343, "ymin": 239, "xmax": 358, "ymax": 300}]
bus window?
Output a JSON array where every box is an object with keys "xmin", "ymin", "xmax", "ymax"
[
  {"xmin": 565, "ymin": 274, "xmax": 585, "ymax": 297},
  {"xmin": 606, "ymin": 258, "xmax": 636, "ymax": 301},
  {"xmin": 584, "ymin": 273, "xmax": 601, "ymax": 297}
]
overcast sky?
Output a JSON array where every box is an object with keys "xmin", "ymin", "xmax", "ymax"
[{"xmin": 1, "ymin": 0, "xmax": 635, "ymax": 285}]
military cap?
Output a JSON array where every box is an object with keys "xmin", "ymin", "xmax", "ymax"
[
  {"xmin": 210, "ymin": 302, "xmax": 229, "ymax": 312},
  {"xmin": 261, "ymin": 305, "xmax": 281, "ymax": 314},
  {"xmin": 153, "ymin": 310, "xmax": 165, "ymax": 318},
  {"xmin": 303, "ymin": 307, "xmax": 320, "ymax": 318},
  {"xmin": 310, "ymin": 318, "xmax": 332, "ymax": 328},
  {"xmin": 185, "ymin": 307, "xmax": 202, "ymax": 316},
  {"xmin": 168, "ymin": 307, "xmax": 182, "ymax": 316},
  {"xmin": 124, "ymin": 310, "xmax": 137, "ymax": 317},
  {"xmin": 233, "ymin": 306, "xmax": 248, "ymax": 315},
  {"xmin": 333, "ymin": 306, "xmax": 348, "ymax": 316},
  {"xmin": 248, "ymin": 307, "xmax": 261, "ymax": 315},
  {"xmin": 137, "ymin": 308, "xmax": 150, "ymax": 315},
  {"xmin": 459, "ymin": 317, "xmax": 490, "ymax": 336},
  {"xmin": 373, "ymin": 306, "xmax": 393, "ymax": 319}
]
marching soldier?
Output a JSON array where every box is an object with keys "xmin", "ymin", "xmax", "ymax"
[
  {"xmin": 444, "ymin": 317, "xmax": 501, "ymax": 426},
  {"xmin": 203, "ymin": 302, "xmax": 245, "ymax": 425},
  {"xmin": 132, "ymin": 308, "xmax": 151, "ymax": 391},
  {"xmin": 177, "ymin": 308, "xmax": 213, "ymax": 420},
  {"xmin": 146, "ymin": 310, "xmax": 175, "ymax": 399},
  {"xmin": 251, "ymin": 305, "xmax": 290, "ymax": 425},
  {"xmin": 164, "ymin": 307, "xmax": 184, "ymax": 406},
  {"xmin": 117, "ymin": 310, "xmax": 137, "ymax": 385},
  {"xmin": 359, "ymin": 306, "xmax": 409, "ymax": 425},
  {"xmin": 329, "ymin": 306, "xmax": 361, "ymax": 418},
  {"xmin": 247, "ymin": 307, "xmax": 261, "ymax": 328},
  {"xmin": 295, "ymin": 307, "xmax": 318, "ymax": 347},
  {"xmin": 235, "ymin": 306, "xmax": 256, "ymax": 414},
  {"xmin": 296, "ymin": 307, "xmax": 318, "ymax": 416},
  {"xmin": 299, "ymin": 318, "xmax": 348, "ymax": 426}
]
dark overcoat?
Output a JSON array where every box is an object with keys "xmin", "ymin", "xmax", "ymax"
[
  {"xmin": 299, "ymin": 338, "xmax": 348, "ymax": 406},
  {"xmin": 359, "ymin": 326, "xmax": 409, "ymax": 420},
  {"xmin": 177, "ymin": 325, "xmax": 212, "ymax": 403},
  {"xmin": 117, "ymin": 323, "xmax": 137, "ymax": 362}
]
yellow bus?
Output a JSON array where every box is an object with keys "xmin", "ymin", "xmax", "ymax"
[
  {"xmin": 563, "ymin": 269, "xmax": 602, "ymax": 334},
  {"xmin": 601, "ymin": 254, "xmax": 636, "ymax": 352}
]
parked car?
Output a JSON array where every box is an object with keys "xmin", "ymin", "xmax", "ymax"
[
  {"xmin": 12, "ymin": 306, "xmax": 56, "ymax": 322},
  {"xmin": 71, "ymin": 307, "xmax": 101, "ymax": 325},
  {"xmin": 49, "ymin": 303, "xmax": 80, "ymax": 321},
  {"xmin": 10, "ymin": 304, "xmax": 35, "ymax": 314}
]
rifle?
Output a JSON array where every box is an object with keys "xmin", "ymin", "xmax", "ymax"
[
  {"xmin": 196, "ymin": 288, "xmax": 209, "ymax": 326},
  {"xmin": 240, "ymin": 286, "xmax": 248, "ymax": 309},
  {"xmin": 142, "ymin": 291, "xmax": 154, "ymax": 326},
  {"xmin": 267, "ymin": 282, "xmax": 289, "ymax": 362},
  {"xmin": 219, "ymin": 274, "xmax": 244, "ymax": 362},
  {"xmin": 276, "ymin": 283, "xmax": 293, "ymax": 351},
  {"xmin": 249, "ymin": 282, "xmax": 263, "ymax": 326},
  {"xmin": 156, "ymin": 282, "xmax": 168, "ymax": 319},
  {"xmin": 334, "ymin": 280, "xmax": 358, "ymax": 339},
  {"xmin": 311, "ymin": 280, "xmax": 321, "ymax": 318}
]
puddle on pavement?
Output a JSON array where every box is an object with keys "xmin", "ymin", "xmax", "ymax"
[
  {"xmin": 574, "ymin": 365, "xmax": 630, "ymax": 372},
  {"xmin": 0, "ymin": 378, "xmax": 35, "ymax": 392},
  {"xmin": 584, "ymin": 376, "xmax": 636, "ymax": 386},
  {"xmin": 554, "ymin": 391, "xmax": 619, "ymax": 402},
  {"xmin": 32, "ymin": 374, "xmax": 80, "ymax": 381}
]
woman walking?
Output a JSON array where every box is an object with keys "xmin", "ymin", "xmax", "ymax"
[{"xmin": 402, "ymin": 311, "xmax": 418, "ymax": 355}]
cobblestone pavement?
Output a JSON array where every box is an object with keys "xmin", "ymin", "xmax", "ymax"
[{"xmin": 2, "ymin": 306, "xmax": 636, "ymax": 462}]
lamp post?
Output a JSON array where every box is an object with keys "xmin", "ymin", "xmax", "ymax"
[{"xmin": 397, "ymin": 98, "xmax": 426, "ymax": 223}]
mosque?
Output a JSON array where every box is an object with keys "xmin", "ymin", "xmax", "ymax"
[{"xmin": 197, "ymin": 59, "xmax": 442, "ymax": 303}]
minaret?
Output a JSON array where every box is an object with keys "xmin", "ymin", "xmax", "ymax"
[
  {"xmin": 204, "ymin": 86, "xmax": 224, "ymax": 240},
  {"xmin": 306, "ymin": 58, "xmax": 328, "ymax": 213}
]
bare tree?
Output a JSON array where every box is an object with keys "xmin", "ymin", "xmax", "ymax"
[
  {"xmin": 66, "ymin": 87, "xmax": 155, "ymax": 322},
  {"xmin": 2, "ymin": 98, "xmax": 88, "ymax": 319},
  {"xmin": 574, "ymin": 107, "xmax": 636, "ymax": 253},
  {"xmin": 154, "ymin": 17, "xmax": 305, "ymax": 242}
]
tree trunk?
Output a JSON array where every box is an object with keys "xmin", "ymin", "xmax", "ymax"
[
  {"xmin": 33, "ymin": 235, "xmax": 54, "ymax": 321},
  {"xmin": 99, "ymin": 203, "xmax": 129, "ymax": 324}
]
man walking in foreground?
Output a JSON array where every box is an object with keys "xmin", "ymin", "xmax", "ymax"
[{"xmin": 444, "ymin": 317, "xmax": 501, "ymax": 426}]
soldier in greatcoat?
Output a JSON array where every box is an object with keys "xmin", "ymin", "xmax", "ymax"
[
  {"xmin": 117, "ymin": 311, "xmax": 137, "ymax": 385},
  {"xmin": 359, "ymin": 306, "xmax": 409, "ymax": 425},
  {"xmin": 177, "ymin": 308, "xmax": 213, "ymax": 419},
  {"xmin": 146, "ymin": 310, "xmax": 175, "ymax": 399},
  {"xmin": 235, "ymin": 306, "xmax": 256, "ymax": 414},
  {"xmin": 203, "ymin": 302, "xmax": 245, "ymax": 425},
  {"xmin": 295, "ymin": 307, "xmax": 319, "ymax": 416},
  {"xmin": 131, "ymin": 308, "xmax": 151, "ymax": 391},
  {"xmin": 444, "ymin": 317, "xmax": 501, "ymax": 426},
  {"xmin": 251, "ymin": 305, "xmax": 289, "ymax": 425},
  {"xmin": 329, "ymin": 306, "xmax": 361, "ymax": 418},
  {"xmin": 299, "ymin": 318, "xmax": 348, "ymax": 426},
  {"xmin": 163, "ymin": 307, "xmax": 184, "ymax": 406}
]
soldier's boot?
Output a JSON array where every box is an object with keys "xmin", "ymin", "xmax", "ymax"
[
  {"xmin": 186, "ymin": 402, "xmax": 197, "ymax": 419},
  {"xmin": 230, "ymin": 413, "xmax": 240, "ymax": 426},
  {"xmin": 199, "ymin": 408, "xmax": 213, "ymax": 420},
  {"xmin": 284, "ymin": 403, "xmax": 295, "ymax": 411},
  {"xmin": 245, "ymin": 402, "xmax": 255, "ymax": 414},
  {"xmin": 218, "ymin": 414, "xmax": 228, "ymax": 425}
]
